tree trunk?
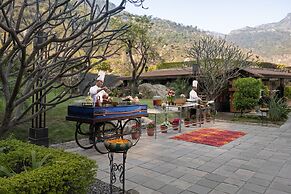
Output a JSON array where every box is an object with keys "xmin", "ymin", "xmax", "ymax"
[
  {"xmin": 130, "ymin": 79, "xmax": 138, "ymax": 96},
  {"xmin": 0, "ymin": 112, "xmax": 13, "ymax": 137}
]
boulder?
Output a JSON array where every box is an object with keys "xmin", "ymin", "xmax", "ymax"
[{"xmin": 138, "ymin": 83, "xmax": 168, "ymax": 99}]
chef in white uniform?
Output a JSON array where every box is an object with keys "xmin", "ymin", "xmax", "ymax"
[
  {"xmin": 89, "ymin": 71, "xmax": 109, "ymax": 105},
  {"xmin": 189, "ymin": 80, "xmax": 201, "ymax": 102}
]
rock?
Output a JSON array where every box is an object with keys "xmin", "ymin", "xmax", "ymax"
[{"xmin": 138, "ymin": 83, "xmax": 168, "ymax": 99}]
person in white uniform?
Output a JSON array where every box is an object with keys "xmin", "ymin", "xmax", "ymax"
[
  {"xmin": 189, "ymin": 80, "xmax": 201, "ymax": 102},
  {"xmin": 189, "ymin": 80, "xmax": 201, "ymax": 119},
  {"xmin": 89, "ymin": 71, "xmax": 110, "ymax": 106}
]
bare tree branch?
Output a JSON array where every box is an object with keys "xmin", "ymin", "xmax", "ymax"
[
  {"xmin": 187, "ymin": 36, "xmax": 254, "ymax": 100},
  {"xmin": 0, "ymin": 0, "xmax": 146, "ymax": 135}
]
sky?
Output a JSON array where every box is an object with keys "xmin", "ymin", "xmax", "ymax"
[{"xmin": 110, "ymin": 0, "xmax": 291, "ymax": 34}]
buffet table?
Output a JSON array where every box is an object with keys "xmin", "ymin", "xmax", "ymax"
[{"xmin": 148, "ymin": 102, "xmax": 203, "ymax": 139}]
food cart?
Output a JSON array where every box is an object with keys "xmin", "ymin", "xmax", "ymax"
[{"xmin": 66, "ymin": 104, "xmax": 148, "ymax": 193}]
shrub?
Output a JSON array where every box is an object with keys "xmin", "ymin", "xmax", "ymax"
[
  {"xmin": 0, "ymin": 139, "xmax": 96, "ymax": 193},
  {"xmin": 268, "ymin": 97, "xmax": 289, "ymax": 121},
  {"xmin": 285, "ymin": 86, "xmax": 291, "ymax": 99},
  {"xmin": 233, "ymin": 78, "xmax": 262, "ymax": 114},
  {"xmin": 167, "ymin": 79, "xmax": 191, "ymax": 97},
  {"xmin": 147, "ymin": 122, "xmax": 155, "ymax": 129}
]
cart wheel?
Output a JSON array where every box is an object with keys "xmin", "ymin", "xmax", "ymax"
[
  {"xmin": 122, "ymin": 118, "xmax": 141, "ymax": 146},
  {"xmin": 93, "ymin": 121, "xmax": 117, "ymax": 154},
  {"xmin": 75, "ymin": 123, "xmax": 93, "ymax": 149}
]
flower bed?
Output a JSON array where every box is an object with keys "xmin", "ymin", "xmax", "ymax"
[{"xmin": 0, "ymin": 139, "xmax": 96, "ymax": 193}]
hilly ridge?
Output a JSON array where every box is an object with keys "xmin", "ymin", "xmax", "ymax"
[
  {"xmin": 227, "ymin": 13, "xmax": 291, "ymax": 65},
  {"xmin": 106, "ymin": 1, "xmax": 291, "ymax": 66}
]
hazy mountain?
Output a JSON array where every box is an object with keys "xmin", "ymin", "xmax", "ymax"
[
  {"xmin": 227, "ymin": 13, "xmax": 291, "ymax": 66},
  {"xmin": 149, "ymin": 17, "xmax": 208, "ymax": 62}
]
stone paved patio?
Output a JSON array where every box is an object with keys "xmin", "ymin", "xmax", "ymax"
[{"xmin": 66, "ymin": 116, "xmax": 291, "ymax": 194}]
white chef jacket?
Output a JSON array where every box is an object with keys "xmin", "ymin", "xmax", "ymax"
[
  {"xmin": 89, "ymin": 85, "xmax": 108, "ymax": 103},
  {"xmin": 189, "ymin": 89, "xmax": 201, "ymax": 101}
]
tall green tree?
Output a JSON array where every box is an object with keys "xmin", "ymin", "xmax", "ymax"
[
  {"xmin": 187, "ymin": 36, "xmax": 254, "ymax": 100},
  {"xmin": 112, "ymin": 14, "xmax": 161, "ymax": 95},
  {"xmin": 0, "ymin": 0, "xmax": 145, "ymax": 136}
]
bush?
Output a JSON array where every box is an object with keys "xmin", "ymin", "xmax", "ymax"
[
  {"xmin": 285, "ymin": 86, "xmax": 291, "ymax": 99},
  {"xmin": 268, "ymin": 97, "xmax": 289, "ymax": 121},
  {"xmin": 167, "ymin": 79, "xmax": 191, "ymax": 97},
  {"xmin": 233, "ymin": 77, "xmax": 262, "ymax": 114},
  {"xmin": 0, "ymin": 139, "xmax": 96, "ymax": 193}
]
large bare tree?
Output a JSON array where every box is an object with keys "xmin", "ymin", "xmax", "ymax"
[
  {"xmin": 187, "ymin": 36, "xmax": 254, "ymax": 100},
  {"xmin": 0, "ymin": 0, "xmax": 145, "ymax": 136}
]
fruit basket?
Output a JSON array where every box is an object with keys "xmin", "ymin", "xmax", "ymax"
[{"xmin": 104, "ymin": 138, "xmax": 133, "ymax": 152}]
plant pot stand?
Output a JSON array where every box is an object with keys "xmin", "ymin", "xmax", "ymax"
[{"xmin": 108, "ymin": 151, "xmax": 128, "ymax": 194}]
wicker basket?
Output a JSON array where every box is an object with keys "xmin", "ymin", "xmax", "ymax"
[{"xmin": 175, "ymin": 98, "xmax": 186, "ymax": 105}]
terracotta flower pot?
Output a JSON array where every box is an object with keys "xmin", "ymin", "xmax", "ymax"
[
  {"xmin": 172, "ymin": 124, "xmax": 179, "ymax": 130},
  {"xmin": 184, "ymin": 121, "xmax": 191, "ymax": 127},
  {"xmin": 147, "ymin": 128, "xmax": 155, "ymax": 136},
  {"xmin": 131, "ymin": 131, "xmax": 140, "ymax": 139},
  {"xmin": 160, "ymin": 125, "xmax": 168, "ymax": 133}
]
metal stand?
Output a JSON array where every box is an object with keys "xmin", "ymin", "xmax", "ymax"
[{"xmin": 108, "ymin": 151, "xmax": 127, "ymax": 194}]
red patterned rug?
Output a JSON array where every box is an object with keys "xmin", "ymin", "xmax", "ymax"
[{"xmin": 170, "ymin": 128, "xmax": 246, "ymax": 147}]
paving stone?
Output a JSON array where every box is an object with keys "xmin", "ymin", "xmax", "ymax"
[
  {"xmin": 241, "ymin": 183, "xmax": 266, "ymax": 193},
  {"xmin": 224, "ymin": 177, "xmax": 245, "ymax": 187},
  {"xmin": 151, "ymin": 165, "xmax": 174, "ymax": 174},
  {"xmin": 247, "ymin": 176, "xmax": 271, "ymax": 187},
  {"xmin": 125, "ymin": 180, "xmax": 139, "ymax": 190},
  {"xmin": 127, "ymin": 174, "xmax": 152, "ymax": 185},
  {"xmin": 154, "ymin": 174, "xmax": 176, "ymax": 184},
  {"xmin": 226, "ymin": 159, "xmax": 248, "ymax": 167},
  {"xmin": 158, "ymin": 184, "xmax": 184, "ymax": 194},
  {"xmin": 236, "ymin": 188, "xmax": 258, "ymax": 194},
  {"xmin": 269, "ymin": 180, "xmax": 291, "ymax": 193},
  {"xmin": 230, "ymin": 169, "xmax": 255, "ymax": 181},
  {"xmin": 208, "ymin": 190, "xmax": 227, "ymax": 194},
  {"xmin": 189, "ymin": 169, "xmax": 208, "ymax": 177},
  {"xmin": 179, "ymin": 173, "xmax": 202, "ymax": 183},
  {"xmin": 215, "ymin": 183, "xmax": 240, "ymax": 194},
  {"xmin": 204, "ymin": 173, "xmax": 227, "ymax": 183},
  {"xmin": 265, "ymin": 188, "xmax": 291, "ymax": 194},
  {"xmin": 134, "ymin": 185, "xmax": 163, "ymax": 194},
  {"xmin": 142, "ymin": 179, "xmax": 167, "ymax": 190},
  {"xmin": 196, "ymin": 178, "xmax": 220, "ymax": 189},
  {"xmin": 278, "ymin": 164, "xmax": 291, "ymax": 179},
  {"xmin": 186, "ymin": 184, "xmax": 212, "ymax": 194},
  {"xmin": 180, "ymin": 190, "xmax": 195, "ymax": 194},
  {"xmin": 169, "ymin": 179, "xmax": 192, "ymax": 190},
  {"xmin": 213, "ymin": 165, "xmax": 237, "ymax": 177},
  {"xmin": 198, "ymin": 164, "xmax": 220, "ymax": 173},
  {"xmin": 165, "ymin": 169, "xmax": 186, "ymax": 178},
  {"xmin": 253, "ymin": 172, "xmax": 274, "ymax": 182}
]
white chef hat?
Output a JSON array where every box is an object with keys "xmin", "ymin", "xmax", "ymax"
[
  {"xmin": 192, "ymin": 80, "xmax": 198, "ymax": 87},
  {"xmin": 96, "ymin": 71, "xmax": 105, "ymax": 82}
]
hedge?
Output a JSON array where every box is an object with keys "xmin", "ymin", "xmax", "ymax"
[
  {"xmin": 0, "ymin": 139, "xmax": 97, "ymax": 194},
  {"xmin": 285, "ymin": 86, "xmax": 291, "ymax": 99}
]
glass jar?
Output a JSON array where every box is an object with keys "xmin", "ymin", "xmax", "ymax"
[{"xmin": 153, "ymin": 96, "xmax": 162, "ymax": 107}]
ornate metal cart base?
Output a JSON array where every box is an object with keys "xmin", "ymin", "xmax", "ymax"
[{"xmin": 108, "ymin": 151, "xmax": 128, "ymax": 194}]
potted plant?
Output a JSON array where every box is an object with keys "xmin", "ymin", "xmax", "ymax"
[
  {"xmin": 206, "ymin": 111, "xmax": 212, "ymax": 122},
  {"xmin": 131, "ymin": 123, "xmax": 141, "ymax": 139},
  {"xmin": 184, "ymin": 118, "xmax": 191, "ymax": 127},
  {"xmin": 191, "ymin": 114, "xmax": 198, "ymax": 126},
  {"xmin": 147, "ymin": 122, "xmax": 155, "ymax": 136},
  {"xmin": 166, "ymin": 89, "xmax": 175, "ymax": 105},
  {"xmin": 160, "ymin": 121, "xmax": 171, "ymax": 133},
  {"xmin": 170, "ymin": 118, "xmax": 180, "ymax": 130}
]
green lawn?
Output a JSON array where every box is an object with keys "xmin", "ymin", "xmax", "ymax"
[{"xmin": 0, "ymin": 98, "xmax": 180, "ymax": 144}]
